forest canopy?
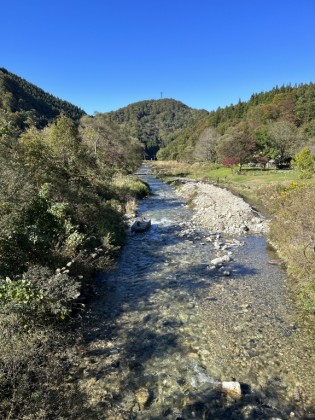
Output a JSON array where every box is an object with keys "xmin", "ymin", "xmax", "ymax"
[{"xmin": 157, "ymin": 83, "xmax": 315, "ymax": 165}]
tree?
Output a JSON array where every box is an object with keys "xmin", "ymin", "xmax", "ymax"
[
  {"xmin": 19, "ymin": 127, "xmax": 52, "ymax": 186},
  {"xmin": 267, "ymin": 121, "xmax": 302, "ymax": 166},
  {"xmin": 254, "ymin": 125, "xmax": 277, "ymax": 159},
  {"xmin": 193, "ymin": 127, "xmax": 219, "ymax": 162},
  {"xmin": 44, "ymin": 113, "xmax": 80, "ymax": 165},
  {"xmin": 79, "ymin": 113, "xmax": 143, "ymax": 174},
  {"xmin": 217, "ymin": 123, "xmax": 257, "ymax": 172},
  {"xmin": 0, "ymin": 109, "xmax": 20, "ymax": 155}
]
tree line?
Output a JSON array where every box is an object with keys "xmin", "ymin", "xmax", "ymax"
[
  {"xmin": 158, "ymin": 83, "xmax": 315, "ymax": 168},
  {"xmin": 0, "ymin": 67, "xmax": 86, "ymax": 129}
]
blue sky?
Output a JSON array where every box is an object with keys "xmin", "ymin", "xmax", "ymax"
[{"xmin": 2, "ymin": 0, "xmax": 315, "ymax": 114}]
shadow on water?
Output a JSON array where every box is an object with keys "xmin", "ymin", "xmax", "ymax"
[{"xmin": 78, "ymin": 166, "xmax": 315, "ymax": 419}]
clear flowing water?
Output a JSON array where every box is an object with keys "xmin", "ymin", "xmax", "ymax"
[{"xmin": 78, "ymin": 166, "xmax": 315, "ymax": 419}]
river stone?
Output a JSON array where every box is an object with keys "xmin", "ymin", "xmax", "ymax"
[
  {"xmin": 135, "ymin": 387, "xmax": 150, "ymax": 410},
  {"xmin": 221, "ymin": 381, "xmax": 242, "ymax": 399},
  {"xmin": 210, "ymin": 255, "xmax": 231, "ymax": 266}
]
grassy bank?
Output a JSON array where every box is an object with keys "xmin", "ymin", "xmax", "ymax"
[
  {"xmin": 150, "ymin": 161, "xmax": 302, "ymax": 205},
  {"xmin": 150, "ymin": 161, "xmax": 315, "ymax": 312}
]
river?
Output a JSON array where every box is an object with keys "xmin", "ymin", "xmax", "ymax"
[{"xmin": 77, "ymin": 166, "xmax": 315, "ymax": 419}]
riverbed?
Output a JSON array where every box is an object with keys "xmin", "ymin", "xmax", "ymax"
[{"xmin": 76, "ymin": 166, "xmax": 315, "ymax": 419}]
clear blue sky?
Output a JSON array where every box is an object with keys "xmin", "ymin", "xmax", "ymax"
[{"xmin": 2, "ymin": 0, "xmax": 315, "ymax": 114}]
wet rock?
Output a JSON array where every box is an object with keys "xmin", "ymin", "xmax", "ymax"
[
  {"xmin": 131, "ymin": 217, "xmax": 151, "ymax": 233},
  {"xmin": 222, "ymin": 270, "xmax": 231, "ymax": 276},
  {"xmin": 135, "ymin": 387, "xmax": 150, "ymax": 410},
  {"xmin": 210, "ymin": 255, "xmax": 231, "ymax": 266},
  {"xmin": 221, "ymin": 381, "xmax": 242, "ymax": 399}
]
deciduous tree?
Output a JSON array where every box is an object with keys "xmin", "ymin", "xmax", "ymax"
[
  {"xmin": 217, "ymin": 123, "xmax": 257, "ymax": 172},
  {"xmin": 267, "ymin": 121, "xmax": 302, "ymax": 166},
  {"xmin": 193, "ymin": 127, "xmax": 218, "ymax": 162}
]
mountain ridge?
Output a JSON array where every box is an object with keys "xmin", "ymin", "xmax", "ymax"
[
  {"xmin": 0, "ymin": 67, "xmax": 85, "ymax": 128},
  {"xmin": 106, "ymin": 98, "xmax": 208, "ymax": 158}
]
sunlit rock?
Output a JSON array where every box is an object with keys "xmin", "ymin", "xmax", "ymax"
[{"xmin": 221, "ymin": 381, "xmax": 242, "ymax": 399}]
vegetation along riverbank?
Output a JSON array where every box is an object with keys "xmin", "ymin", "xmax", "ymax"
[
  {"xmin": 1, "ymin": 67, "xmax": 314, "ymax": 418},
  {"xmin": 0, "ymin": 69, "xmax": 151, "ymax": 418}
]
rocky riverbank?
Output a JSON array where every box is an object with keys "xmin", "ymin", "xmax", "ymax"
[
  {"xmin": 74, "ymin": 170, "xmax": 315, "ymax": 419},
  {"xmin": 174, "ymin": 179, "xmax": 268, "ymax": 235}
]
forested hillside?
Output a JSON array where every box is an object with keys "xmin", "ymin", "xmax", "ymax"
[
  {"xmin": 107, "ymin": 98, "xmax": 208, "ymax": 158},
  {"xmin": 158, "ymin": 83, "xmax": 315, "ymax": 163},
  {"xmin": 0, "ymin": 67, "xmax": 85, "ymax": 129}
]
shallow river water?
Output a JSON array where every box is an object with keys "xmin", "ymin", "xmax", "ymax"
[{"xmin": 78, "ymin": 167, "xmax": 315, "ymax": 419}]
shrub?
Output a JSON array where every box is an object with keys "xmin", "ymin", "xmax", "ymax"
[
  {"xmin": 292, "ymin": 146, "xmax": 315, "ymax": 178},
  {"xmin": 222, "ymin": 157, "xmax": 238, "ymax": 168},
  {"xmin": 111, "ymin": 175, "xmax": 151, "ymax": 200},
  {"xmin": 0, "ymin": 311, "xmax": 96, "ymax": 419},
  {"xmin": 0, "ymin": 266, "xmax": 81, "ymax": 321}
]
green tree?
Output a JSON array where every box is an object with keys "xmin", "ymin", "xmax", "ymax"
[
  {"xmin": 292, "ymin": 147, "xmax": 315, "ymax": 178},
  {"xmin": 254, "ymin": 125, "xmax": 277, "ymax": 159},
  {"xmin": 267, "ymin": 121, "xmax": 302, "ymax": 166},
  {"xmin": 79, "ymin": 113, "xmax": 143, "ymax": 174},
  {"xmin": 0, "ymin": 109, "xmax": 20, "ymax": 154}
]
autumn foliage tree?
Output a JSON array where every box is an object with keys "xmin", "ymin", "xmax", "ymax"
[{"xmin": 217, "ymin": 123, "xmax": 257, "ymax": 172}]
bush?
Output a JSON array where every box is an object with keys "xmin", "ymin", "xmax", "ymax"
[
  {"xmin": 111, "ymin": 175, "xmax": 151, "ymax": 200},
  {"xmin": 0, "ymin": 311, "xmax": 96, "ymax": 419},
  {"xmin": 0, "ymin": 266, "xmax": 81, "ymax": 321},
  {"xmin": 292, "ymin": 146, "xmax": 315, "ymax": 178}
]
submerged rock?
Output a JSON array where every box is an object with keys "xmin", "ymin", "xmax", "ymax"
[
  {"xmin": 221, "ymin": 381, "xmax": 242, "ymax": 399},
  {"xmin": 135, "ymin": 387, "xmax": 150, "ymax": 410},
  {"xmin": 210, "ymin": 255, "xmax": 231, "ymax": 266}
]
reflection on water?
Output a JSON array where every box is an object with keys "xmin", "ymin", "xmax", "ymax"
[{"xmin": 79, "ymin": 166, "xmax": 315, "ymax": 419}]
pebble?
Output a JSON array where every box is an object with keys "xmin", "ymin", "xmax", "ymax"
[{"xmin": 135, "ymin": 388, "xmax": 150, "ymax": 410}]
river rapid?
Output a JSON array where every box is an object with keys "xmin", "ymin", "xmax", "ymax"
[{"xmin": 77, "ymin": 166, "xmax": 315, "ymax": 419}]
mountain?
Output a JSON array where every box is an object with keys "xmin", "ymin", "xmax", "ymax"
[
  {"xmin": 158, "ymin": 83, "xmax": 315, "ymax": 161},
  {"xmin": 0, "ymin": 67, "xmax": 85, "ymax": 129},
  {"xmin": 107, "ymin": 99, "xmax": 208, "ymax": 158}
]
